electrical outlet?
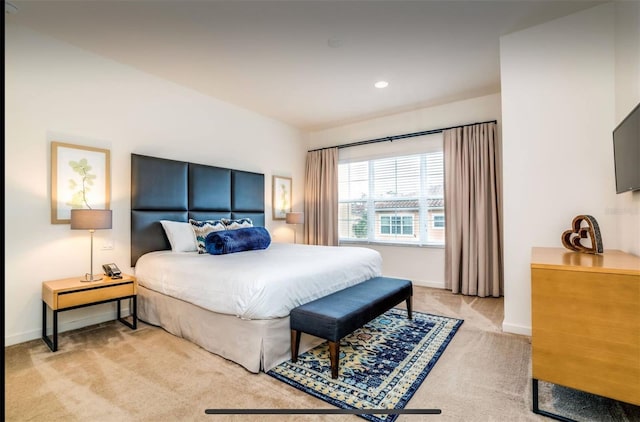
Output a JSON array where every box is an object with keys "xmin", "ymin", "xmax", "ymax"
[{"xmin": 101, "ymin": 242, "xmax": 114, "ymax": 250}]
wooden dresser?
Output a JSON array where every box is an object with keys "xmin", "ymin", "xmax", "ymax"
[{"xmin": 531, "ymin": 247, "xmax": 640, "ymax": 417}]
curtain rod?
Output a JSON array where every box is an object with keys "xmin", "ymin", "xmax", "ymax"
[{"xmin": 308, "ymin": 119, "xmax": 498, "ymax": 152}]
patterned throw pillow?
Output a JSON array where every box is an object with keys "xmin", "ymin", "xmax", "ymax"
[
  {"xmin": 189, "ymin": 219, "xmax": 226, "ymax": 254},
  {"xmin": 222, "ymin": 218, "xmax": 253, "ymax": 230}
]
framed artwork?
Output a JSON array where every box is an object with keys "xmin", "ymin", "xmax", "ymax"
[
  {"xmin": 51, "ymin": 141, "xmax": 111, "ymax": 224},
  {"xmin": 272, "ymin": 175, "xmax": 292, "ymax": 220}
]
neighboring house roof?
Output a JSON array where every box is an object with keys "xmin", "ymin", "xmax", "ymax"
[
  {"xmin": 374, "ymin": 198, "xmax": 444, "ymax": 209},
  {"xmin": 375, "ymin": 200, "xmax": 418, "ymax": 209},
  {"xmin": 427, "ymin": 198, "xmax": 444, "ymax": 208}
]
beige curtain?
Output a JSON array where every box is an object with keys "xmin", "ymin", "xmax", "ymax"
[
  {"xmin": 304, "ymin": 148, "xmax": 339, "ymax": 246},
  {"xmin": 444, "ymin": 122, "xmax": 503, "ymax": 297}
]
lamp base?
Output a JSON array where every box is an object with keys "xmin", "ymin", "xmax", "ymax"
[{"xmin": 81, "ymin": 273, "xmax": 103, "ymax": 282}]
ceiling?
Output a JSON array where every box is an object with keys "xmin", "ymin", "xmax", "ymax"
[{"xmin": 6, "ymin": 0, "xmax": 604, "ymax": 131}]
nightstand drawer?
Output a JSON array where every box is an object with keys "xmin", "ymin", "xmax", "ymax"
[
  {"xmin": 42, "ymin": 274, "xmax": 137, "ymax": 352},
  {"xmin": 57, "ymin": 282, "xmax": 135, "ymax": 309}
]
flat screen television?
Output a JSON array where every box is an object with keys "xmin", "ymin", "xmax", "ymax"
[{"xmin": 613, "ymin": 102, "xmax": 640, "ymax": 194}]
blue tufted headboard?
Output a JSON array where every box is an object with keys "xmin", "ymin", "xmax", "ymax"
[{"xmin": 130, "ymin": 153, "xmax": 265, "ymax": 266}]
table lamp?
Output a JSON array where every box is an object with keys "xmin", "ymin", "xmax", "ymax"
[
  {"xmin": 71, "ymin": 209, "xmax": 112, "ymax": 281},
  {"xmin": 285, "ymin": 212, "xmax": 304, "ymax": 244}
]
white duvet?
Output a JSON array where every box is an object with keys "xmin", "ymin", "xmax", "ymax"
[{"xmin": 134, "ymin": 243, "xmax": 382, "ymax": 320}]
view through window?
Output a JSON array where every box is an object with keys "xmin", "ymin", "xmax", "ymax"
[{"xmin": 338, "ymin": 151, "xmax": 444, "ymax": 246}]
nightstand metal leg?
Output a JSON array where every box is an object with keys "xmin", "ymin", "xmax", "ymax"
[
  {"xmin": 117, "ymin": 296, "xmax": 137, "ymax": 330},
  {"xmin": 132, "ymin": 296, "xmax": 137, "ymax": 329},
  {"xmin": 53, "ymin": 309, "xmax": 58, "ymax": 351},
  {"xmin": 42, "ymin": 301, "xmax": 58, "ymax": 352}
]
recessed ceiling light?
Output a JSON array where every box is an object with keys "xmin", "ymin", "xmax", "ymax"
[
  {"xmin": 374, "ymin": 81, "xmax": 389, "ymax": 89},
  {"xmin": 327, "ymin": 38, "xmax": 344, "ymax": 48}
]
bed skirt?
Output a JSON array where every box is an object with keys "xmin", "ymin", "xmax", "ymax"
[{"xmin": 137, "ymin": 285, "xmax": 324, "ymax": 373}]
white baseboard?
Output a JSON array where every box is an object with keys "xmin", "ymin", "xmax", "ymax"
[
  {"xmin": 4, "ymin": 307, "xmax": 132, "ymax": 347},
  {"xmin": 383, "ymin": 276, "xmax": 445, "ymax": 290},
  {"xmin": 405, "ymin": 279, "xmax": 445, "ymax": 289},
  {"xmin": 502, "ymin": 321, "xmax": 531, "ymax": 336}
]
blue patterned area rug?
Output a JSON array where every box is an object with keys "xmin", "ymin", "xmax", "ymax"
[{"xmin": 267, "ymin": 309, "xmax": 463, "ymax": 422}]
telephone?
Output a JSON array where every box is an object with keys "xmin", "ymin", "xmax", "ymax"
[{"xmin": 102, "ymin": 263, "xmax": 122, "ymax": 279}]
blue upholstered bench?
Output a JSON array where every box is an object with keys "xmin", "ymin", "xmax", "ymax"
[{"xmin": 290, "ymin": 276, "xmax": 413, "ymax": 379}]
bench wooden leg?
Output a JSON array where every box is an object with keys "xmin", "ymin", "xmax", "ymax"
[
  {"xmin": 406, "ymin": 295, "xmax": 413, "ymax": 320},
  {"xmin": 329, "ymin": 341, "xmax": 340, "ymax": 379},
  {"xmin": 291, "ymin": 330, "xmax": 301, "ymax": 362}
]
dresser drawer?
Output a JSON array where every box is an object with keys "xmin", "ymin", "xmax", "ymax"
[{"xmin": 57, "ymin": 282, "xmax": 135, "ymax": 309}]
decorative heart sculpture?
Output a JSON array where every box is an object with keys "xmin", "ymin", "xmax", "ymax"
[{"xmin": 561, "ymin": 215, "xmax": 603, "ymax": 254}]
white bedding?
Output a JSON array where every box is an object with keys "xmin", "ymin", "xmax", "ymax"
[{"xmin": 134, "ymin": 242, "xmax": 382, "ymax": 320}]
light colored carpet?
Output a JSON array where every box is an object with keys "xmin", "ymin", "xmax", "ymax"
[{"xmin": 5, "ymin": 286, "xmax": 640, "ymax": 421}]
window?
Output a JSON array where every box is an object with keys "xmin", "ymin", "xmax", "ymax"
[
  {"xmin": 338, "ymin": 150, "xmax": 444, "ymax": 246},
  {"xmin": 380, "ymin": 215, "xmax": 413, "ymax": 235}
]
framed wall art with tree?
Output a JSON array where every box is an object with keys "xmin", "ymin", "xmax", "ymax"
[
  {"xmin": 51, "ymin": 141, "xmax": 111, "ymax": 224},
  {"xmin": 272, "ymin": 175, "xmax": 292, "ymax": 220}
]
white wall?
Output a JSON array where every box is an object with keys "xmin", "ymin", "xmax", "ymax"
[
  {"xmin": 5, "ymin": 23, "xmax": 305, "ymax": 346},
  {"xmin": 500, "ymin": 3, "xmax": 620, "ymax": 335},
  {"xmin": 306, "ymin": 94, "xmax": 501, "ymax": 288},
  {"xmin": 614, "ymin": 1, "xmax": 640, "ymax": 256},
  {"xmin": 9, "ymin": 3, "xmax": 635, "ymax": 347}
]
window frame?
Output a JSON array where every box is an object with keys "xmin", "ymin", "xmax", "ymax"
[{"xmin": 338, "ymin": 150, "xmax": 444, "ymax": 247}]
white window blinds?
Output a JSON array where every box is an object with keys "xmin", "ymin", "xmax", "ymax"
[{"xmin": 338, "ymin": 133, "xmax": 444, "ymax": 246}]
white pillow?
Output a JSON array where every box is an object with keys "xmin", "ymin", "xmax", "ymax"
[{"xmin": 160, "ymin": 220, "xmax": 198, "ymax": 252}]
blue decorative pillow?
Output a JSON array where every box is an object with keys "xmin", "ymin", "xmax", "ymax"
[
  {"xmin": 205, "ymin": 227, "xmax": 271, "ymax": 255},
  {"xmin": 189, "ymin": 219, "xmax": 226, "ymax": 254}
]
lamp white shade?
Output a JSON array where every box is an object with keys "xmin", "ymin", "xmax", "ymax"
[
  {"xmin": 285, "ymin": 212, "xmax": 304, "ymax": 225},
  {"xmin": 70, "ymin": 209, "xmax": 112, "ymax": 230}
]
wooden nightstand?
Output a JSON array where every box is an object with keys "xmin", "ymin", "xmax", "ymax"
[{"xmin": 42, "ymin": 274, "xmax": 137, "ymax": 352}]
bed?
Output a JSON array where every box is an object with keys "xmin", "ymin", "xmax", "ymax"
[{"xmin": 131, "ymin": 154, "xmax": 382, "ymax": 372}]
